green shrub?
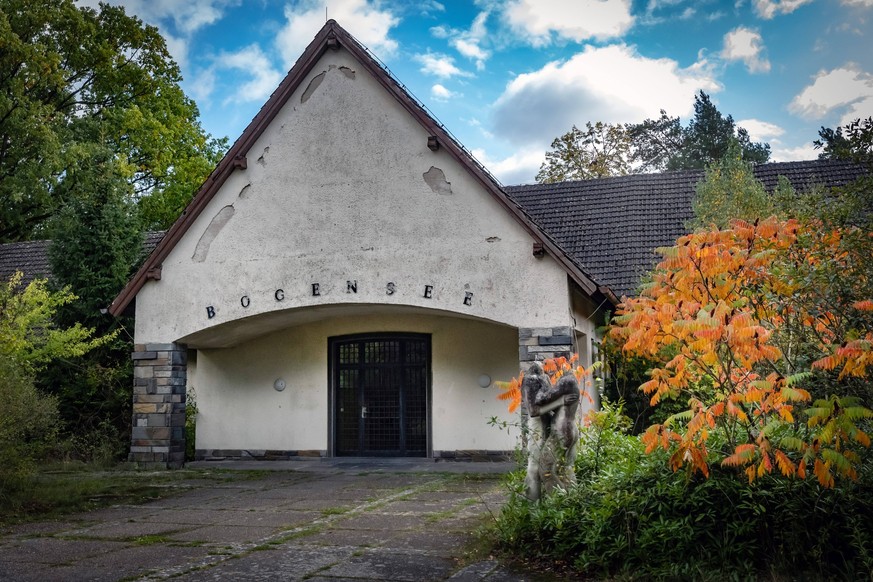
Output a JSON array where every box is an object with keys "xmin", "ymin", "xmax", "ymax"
[
  {"xmin": 493, "ymin": 405, "xmax": 873, "ymax": 579},
  {"xmin": 185, "ymin": 387, "xmax": 198, "ymax": 461},
  {"xmin": 0, "ymin": 356, "xmax": 60, "ymax": 496}
]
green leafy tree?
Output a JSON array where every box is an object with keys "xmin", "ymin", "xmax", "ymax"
[
  {"xmin": 0, "ymin": 0, "xmax": 226, "ymax": 241},
  {"xmin": 689, "ymin": 141, "xmax": 781, "ymax": 229},
  {"xmin": 814, "ymin": 117, "xmax": 872, "ymax": 231},
  {"xmin": 536, "ymin": 122, "xmax": 632, "ymax": 183},
  {"xmin": 41, "ymin": 147, "xmax": 142, "ymax": 446},
  {"xmin": 625, "ymin": 109, "xmax": 684, "ymax": 173},
  {"xmin": 0, "ymin": 273, "xmax": 109, "ymax": 372},
  {"xmin": 0, "ymin": 272, "xmax": 111, "ymax": 487},
  {"xmin": 627, "ymin": 91, "xmax": 770, "ymax": 172}
]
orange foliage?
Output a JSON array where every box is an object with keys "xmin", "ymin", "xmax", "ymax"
[{"xmin": 611, "ymin": 217, "xmax": 872, "ymax": 488}]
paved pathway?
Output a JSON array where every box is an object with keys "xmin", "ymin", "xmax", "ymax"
[{"xmin": 0, "ymin": 459, "xmax": 536, "ymax": 581}]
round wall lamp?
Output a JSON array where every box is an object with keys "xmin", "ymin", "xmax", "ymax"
[
  {"xmin": 477, "ymin": 374, "xmax": 492, "ymax": 388},
  {"xmin": 274, "ymin": 378, "xmax": 286, "ymax": 392}
]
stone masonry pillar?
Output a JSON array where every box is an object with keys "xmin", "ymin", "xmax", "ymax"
[
  {"xmin": 129, "ymin": 343, "xmax": 187, "ymax": 468},
  {"xmin": 518, "ymin": 326, "xmax": 574, "ymax": 370}
]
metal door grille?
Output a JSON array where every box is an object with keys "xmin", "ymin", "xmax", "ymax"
[{"xmin": 332, "ymin": 335, "xmax": 430, "ymax": 457}]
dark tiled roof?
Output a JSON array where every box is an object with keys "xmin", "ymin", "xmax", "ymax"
[
  {"xmin": 0, "ymin": 231, "xmax": 165, "ymax": 288},
  {"xmin": 0, "ymin": 239, "xmax": 52, "ymax": 287},
  {"xmin": 507, "ymin": 159, "xmax": 866, "ymax": 299}
]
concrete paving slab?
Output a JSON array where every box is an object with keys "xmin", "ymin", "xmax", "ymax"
[
  {"xmin": 178, "ymin": 544, "xmax": 356, "ymax": 581},
  {"xmin": 2, "ymin": 537, "xmax": 122, "ymax": 564},
  {"xmin": 335, "ymin": 512, "xmax": 429, "ymax": 531},
  {"xmin": 65, "ymin": 520, "xmax": 195, "ymax": 539},
  {"xmin": 284, "ymin": 498, "xmax": 358, "ymax": 511},
  {"xmin": 138, "ymin": 508, "xmax": 230, "ymax": 525},
  {"xmin": 321, "ymin": 548, "xmax": 459, "ymax": 581},
  {"xmin": 0, "ymin": 460, "xmax": 527, "ymax": 581},
  {"xmin": 387, "ymin": 531, "xmax": 474, "ymax": 554},
  {"xmin": 215, "ymin": 509, "xmax": 320, "ymax": 528},
  {"xmin": 40, "ymin": 544, "xmax": 213, "ymax": 582},
  {"xmin": 292, "ymin": 526, "xmax": 397, "ymax": 548},
  {"xmin": 0, "ymin": 518, "xmax": 95, "ymax": 538},
  {"xmin": 168, "ymin": 524, "xmax": 279, "ymax": 543}
]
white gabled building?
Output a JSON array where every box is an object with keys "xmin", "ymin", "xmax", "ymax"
[{"xmin": 109, "ymin": 20, "xmax": 612, "ymax": 467}]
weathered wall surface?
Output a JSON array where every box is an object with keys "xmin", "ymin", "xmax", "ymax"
[
  {"xmin": 134, "ymin": 46, "xmax": 572, "ymax": 346},
  {"xmin": 191, "ymin": 312, "xmax": 520, "ymax": 454}
]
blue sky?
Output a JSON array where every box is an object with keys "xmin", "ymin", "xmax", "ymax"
[{"xmin": 79, "ymin": 0, "xmax": 873, "ymax": 184}]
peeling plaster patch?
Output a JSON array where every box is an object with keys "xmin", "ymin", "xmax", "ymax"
[
  {"xmin": 301, "ymin": 71, "xmax": 326, "ymax": 103},
  {"xmin": 192, "ymin": 205, "xmax": 235, "ymax": 263},
  {"xmin": 486, "ymin": 236, "xmax": 501, "ymax": 243},
  {"xmin": 257, "ymin": 147, "xmax": 269, "ymax": 166},
  {"xmin": 301, "ymin": 66, "xmax": 356, "ymax": 104},
  {"xmin": 423, "ymin": 166, "xmax": 452, "ymax": 195},
  {"xmin": 238, "ymin": 184, "xmax": 252, "ymax": 199}
]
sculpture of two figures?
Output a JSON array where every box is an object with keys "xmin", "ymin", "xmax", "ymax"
[{"xmin": 522, "ymin": 361, "xmax": 580, "ymax": 501}]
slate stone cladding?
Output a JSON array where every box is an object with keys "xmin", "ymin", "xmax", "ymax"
[
  {"xmin": 130, "ymin": 343, "xmax": 187, "ymax": 468},
  {"xmin": 506, "ymin": 159, "xmax": 867, "ymax": 299},
  {"xmin": 519, "ymin": 326, "xmax": 574, "ymax": 370}
]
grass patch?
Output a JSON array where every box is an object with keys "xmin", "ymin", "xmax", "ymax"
[
  {"xmin": 128, "ymin": 533, "xmax": 174, "ymax": 546},
  {"xmin": 320, "ymin": 506, "xmax": 350, "ymax": 517},
  {"xmin": 0, "ymin": 462, "xmax": 266, "ymax": 525}
]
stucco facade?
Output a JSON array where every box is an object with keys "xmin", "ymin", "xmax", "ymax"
[{"xmin": 116, "ymin": 21, "xmax": 609, "ymax": 467}]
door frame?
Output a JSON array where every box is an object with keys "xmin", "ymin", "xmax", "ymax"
[{"xmin": 327, "ymin": 332, "xmax": 432, "ymax": 458}]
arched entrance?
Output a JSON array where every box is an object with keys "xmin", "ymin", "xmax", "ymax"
[{"xmin": 330, "ymin": 333, "xmax": 430, "ymax": 457}]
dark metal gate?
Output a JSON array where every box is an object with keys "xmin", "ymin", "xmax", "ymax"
[{"xmin": 331, "ymin": 334, "xmax": 430, "ymax": 457}]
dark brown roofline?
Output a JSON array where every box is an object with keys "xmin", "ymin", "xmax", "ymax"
[{"xmin": 108, "ymin": 20, "xmax": 604, "ymax": 317}]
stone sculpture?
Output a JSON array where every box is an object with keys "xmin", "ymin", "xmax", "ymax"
[{"xmin": 522, "ymin": 361, "xmax": 581, "ymax": 501}]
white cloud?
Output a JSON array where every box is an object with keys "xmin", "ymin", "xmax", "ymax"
[
  {"xmin": 736, "ymin": 119, "xmax": 784, "ymax": 141},
  {"xmin": 471, "ymin": 146, "xmax": 546, "ymax": 185},
  {"xmin": 722, "ymin": 27, "xmax": 770, "ymax": 73},
  {"xmin": 491, "ymin": 44, "xmax": 721, "ymax": 147},
  {"xmin": 276, "ymin": 0, "xmax": 400, "ymax": 70},
  {"xmin": 215, "ymin": 44, "xmax": 283, "ymax": 104},
  {"xmin": 641, "ymin": 0, "xmax": 697, "ymax": 24},
  {"xmin": 769, "ymin": 142, "xmax": 819, "ymax": 162},
  {"xmin": 188, "ymin": 67, "xmax": 217, "ymax": 104},
  {"xmin": 454, "ymin": 39, "xmax": 488, "ymax": 64},
  {"xmin": 417, "ymin": 0, "xmax": 445, "ymax": 15},
  {"xmin": 79, "ymin": 0, "xmax": 238, "ymax": 34},
  {"xmin": 789, "ymin": 64, "xmax": 873, "ymax": 125},
  {"xmin": 467, "ymin": 117, "xmax": 494, "ymax": 140},
  {"xmin": 753, "ymin": 0, "xmax": 813, "ymax": 19},
  {"xmin": 503, "ymin": 0, "xmax": 634, "ymax": 46},
  {"xmin": 842, "ymin": 0, "xmax": 873, "ymax": 6},
  {"xmin": 430, "ymin": 25, "xmax": 450, "ymax": 38},
  {"xmin": 450, "ymin": 12, "xmax": 491, "ymax": 70},
  {"xmin": 431, "ymin": 84, "xmax": 460, "ymax": 101},
  {"xmin": 430, "ymin": 12, "xmax": 491, "ymax": 71},
  {"xmin": 162, "ymin": 32, "xmax": 190, "ymax": 70},
  {"xmin": 414, "ymin": 53, "xmax": 473, "ymax": 79}
]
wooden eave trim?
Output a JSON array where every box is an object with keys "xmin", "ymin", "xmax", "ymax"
[{"xmin": 109, "ymin": 20, "xmax": 604, "ymax": 316}]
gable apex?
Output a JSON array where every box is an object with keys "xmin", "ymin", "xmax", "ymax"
[{"xmin": 108, "ymin": 19, "xmax": 604, "ymax": 317}]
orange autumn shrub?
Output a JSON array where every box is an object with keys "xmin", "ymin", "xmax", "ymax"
[{"xmin": 610, "ymin": 217, "xmax": 873, "ymax": 487}]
